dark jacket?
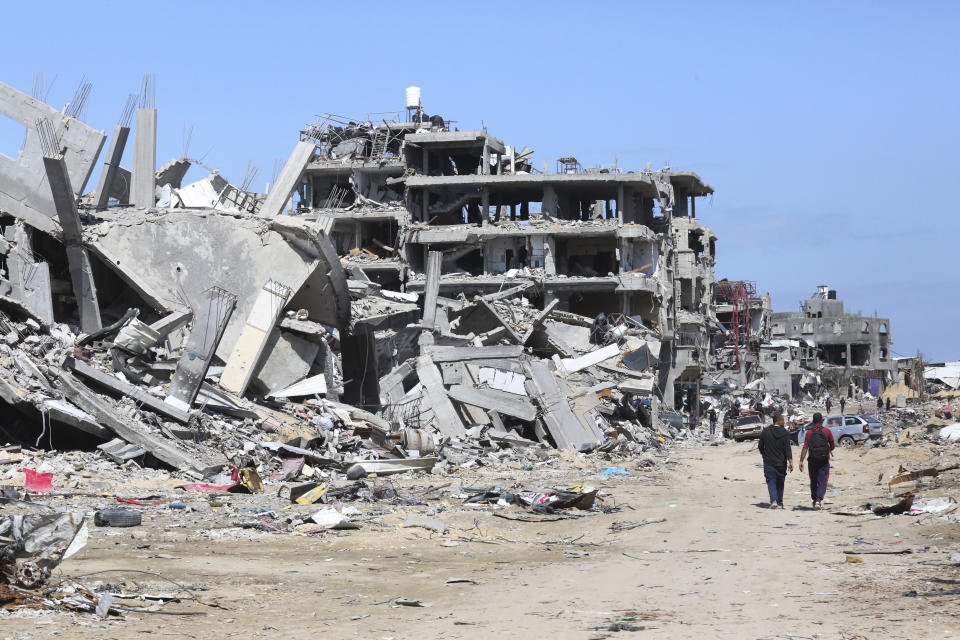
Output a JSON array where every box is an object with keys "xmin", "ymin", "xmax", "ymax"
[{"xmin": 758, "ymin": 424, "xmax": 793, "ymax": 469}]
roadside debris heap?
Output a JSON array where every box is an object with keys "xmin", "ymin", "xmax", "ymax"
[{"xmin": 0, "ymin": 78, "xmax": 699, "ymax": 593}]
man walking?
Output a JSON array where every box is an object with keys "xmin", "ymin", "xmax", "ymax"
[
  {"xmin": 758, "ymin": 412, "xmax": 793, "ymax": 509},
  {"xmin": 825, "ymin": 396, "xmax": 832, "ymax": 414},
  {"xmin": 876, "ymin": 396, "xmax": 883, "ymax": 415},
  {"xmin": 708, "ymin": 406, "xmax": 718, "ymax": 437},
  {"xmin": 799, "ymin": 412, "xmax": 835, "ymax": 509},
  {"xmin": 839, "ymin": 397, "xmax": 846, "ymax": 414}
]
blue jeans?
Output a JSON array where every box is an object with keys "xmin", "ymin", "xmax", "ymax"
[
  {"xmin": 710, "ymin": 420, "xmax": 716, "ymax": 435},
  {"xmin": 808, "ymin": 460, "xmax": 829, "ymax": 501},
  {"xmin": 763, "ymin": 464, "xmax": 786, "ymax": 505}
]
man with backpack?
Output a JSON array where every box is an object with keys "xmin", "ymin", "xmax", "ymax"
[
  {"xmin": 799, "ymin": 412, "xmax": 835, "ymax": 509},
  {"xmin": 758, "ymin": 412, "xmax": 793, "ymax": 509}
]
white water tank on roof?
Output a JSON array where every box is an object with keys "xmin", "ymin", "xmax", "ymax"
[{"xmin": 405, "ymin": 86, "xmax": 421, "ymax": 109}]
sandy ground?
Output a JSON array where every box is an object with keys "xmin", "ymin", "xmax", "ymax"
[{"xmin": 4, "ymin": 437, "xmax": 959, "ymax": 640}]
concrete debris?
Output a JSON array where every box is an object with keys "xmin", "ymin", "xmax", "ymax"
[
  {"xmin": 0, "ymin": 79, "xmax": 938, "ymax": 622},
  {"xmin": 402, "ymin": 513, "xmax": 448, "ymax": 534}
]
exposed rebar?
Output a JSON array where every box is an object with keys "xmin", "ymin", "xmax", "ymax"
[
  {"xmin": 118, "ymin": 93, "xmax": 137, "ymax": 128},
  {"xmin": 139, "ymin": 73, "xmax": 156, "ymax": 110},
  {"xmin": 67, "ymin": 76, "xmax": 92, "ymax": 121},
  {"xmin": 36, "ymin": 117, "xmax": 61, "ymax": 158}
]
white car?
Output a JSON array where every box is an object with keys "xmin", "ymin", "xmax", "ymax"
[{"xmin": 797, "ymin": 414, "xmax": 883, "ymax": 447}]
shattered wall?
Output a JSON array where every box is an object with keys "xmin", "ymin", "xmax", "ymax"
[{"xmin": 86, "ymin": 211, "xmax": 349, "ymax": 362}]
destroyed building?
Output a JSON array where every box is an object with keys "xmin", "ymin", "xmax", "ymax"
[
  {"xmin": 769, "ymin": 285, "xmax": 895, "ymax": 397},
  {"xmin": 293, "ymin": 88, "xmax": 719, "ymax": 412},
  {"xmin": 0, "ymin": 77, "xmax": 729, "ymax": 478},
  {"xmin": 710, "ymin": 280, "xmax": 770, "ymax": 375}
]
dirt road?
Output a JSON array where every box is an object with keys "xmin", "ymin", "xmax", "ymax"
[{"xmin": 5, "ymin": 439, "xmax": 958, "ymax": 639}]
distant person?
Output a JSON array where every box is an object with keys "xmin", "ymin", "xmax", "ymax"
[
  {"xmin": 708, "ymin": 407, "xmax": 717, "ymax": 437},
  {"xmin": 517, "ymin": 245, "xmax": 528, "ymax": 268},
  {"xmin": 758, "ymin": 412, "xmax": 793, "ymax": 509},
  {"xmin": 886, "ymin": 397, "xmax": 891, "ymax": 412},
  {"xmin": 825, "ymin": 397, "xmax": 832, "ymax": 414},
  {"xmin": 799, "ymin": 412, "xmax": 835, "ymax": 509},
  {"xmin": 839, "ymin": 397, "xmax": 846, "ymax": 414},
  {"xmin": 877, "ymin": 396, "xmax": 883, "ymax": 414}
]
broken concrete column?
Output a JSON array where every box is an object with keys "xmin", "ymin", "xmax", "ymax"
[
  {"xmin": 165, "ymin": 286, "xmax": 237, "ymax": 411},
  {"xmin": 415, "ymin": 355, "xmax": 466, "ymax": 438},
  {"xmin": 219, "ymin": 279, "xmax": 292, "ymax": 396},
  {"xmin": 43, "ymin": 155, "xmax": 102, "ymax": 333},
  {"xmin": 132, "ymin": 108, "xmax": 157, "ymax": 209},
  {"xmin": 544, "ymin": 236, "xmax": 557, "ymax": 276},
  {"xmin": 94, "ymin": 125, "xmax": 130, "ymax": 210},
  {"xmin": 149, "ymin": 308, "xmax": 193, "ymax": 343},
  {"xmin": 258, "ymin": 141, "xmax": 315, "ymax": 218},
  {"xmin": 525, "ymin": 359, "xmax": 604, "ymax": 450},
  {"xmin": 542, "ymin": 186, "xmax": 559, "ymax": 218},
  {"xmin": 421, "ymin": 250, "xmax": 442, "ymax": 330},
  {"xmin": 4, "ymin": 222, "xmax": 54, "ymax": 325}
]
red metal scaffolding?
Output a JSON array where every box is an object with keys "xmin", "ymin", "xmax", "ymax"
[{"xmin": 714, "ymin": 280, "xmax": 757, "ymax": 369}]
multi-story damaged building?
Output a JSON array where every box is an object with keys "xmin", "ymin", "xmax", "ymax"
[
  {"xmin": 291, "ymin": 89, "xmax": 718, "ymax": 411},
  {"xmin": 770, "ymin": 285, "xmax": 895, "ymax": 397},
  {"xmin": 0, "ymin": 74, "xmax": 910, "ymax": 476},
  {"xmin": 711, "ymin": 280, "xmax": 770, "ymax": 376}
]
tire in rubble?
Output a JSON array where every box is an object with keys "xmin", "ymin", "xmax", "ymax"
[
  {"xmin": 94, "ymin": 508, "xmax": 142, "ymax": 527},
  {"xmin": 838, "ymin": 435, "xmax": 856, "ymax": 447}
]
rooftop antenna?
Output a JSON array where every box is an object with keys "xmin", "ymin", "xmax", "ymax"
[
  {"xmin": 66, "ymin": 75, "xmax": 92, "ymax": 121},
  {"xmin": 118, "ymin": 93, "xmax": 137, "ymax": 128},
  {"xmin": 139, "ymin": 73, "xmax": 156, "ymax": 110}
]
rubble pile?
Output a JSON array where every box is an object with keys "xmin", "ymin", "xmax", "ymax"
[
  {"xmin": 0, "ymin": 78, "xmax": 688, "ymax": 613},
  {"xmin": 0, "ymin": 77, "xmax": 953, "ymax": 626}
]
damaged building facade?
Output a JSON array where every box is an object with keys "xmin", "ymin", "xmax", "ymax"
[
  {"xmin": 0, "ymin": 75, "xmax": 905, "ymax": 468},
  {"xmin": 769, "ymin": 285, "xmax": 895, "ymax": 398},
  {"xmin": 293, "ymin": 88, "xmax": 718, "ymax": 412},
  {"xmin": 707, "ymin": 282, "xmax": 897, "ymax": 400},
  {"xmin": 1, "ymin": 75, "xmax": 907, "ymax": 487},
  {"xmin": 0, "ymin": 80, "xmax": 726, "ymax": 466}
]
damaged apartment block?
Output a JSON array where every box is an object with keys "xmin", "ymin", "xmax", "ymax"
[
  {"xmin": 300, "ymin": 87, "xmax": 718, "ymax": 413},
  {"xmin": 0, "ymin": 78, "xmax": 750, "ymax": 479},
  {"xmin": 707, "ymin": 281, "xmax": 896, "ymax": 401}
]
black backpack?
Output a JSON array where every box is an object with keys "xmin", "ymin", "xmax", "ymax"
[{"xmin": 808, "ymin": 427, "xmax": 831, "ymax": 462}]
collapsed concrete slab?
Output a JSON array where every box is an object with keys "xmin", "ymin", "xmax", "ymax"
[
  {"xmin": 85, "ymin": 211, "xmax": 350, "ymax": 365},
  {"xmin": 220, "ymin": 279, "xmax": 293, "ymax": 396},
  {"xmin": 54, "ymin": 370, "xmax": 223, "ymax": 475},
  {"xmin": 4, "ymin": 222, "xmax": 54, "ymax": 325},
  {"xmin": 0, "ymin": 81, "xmax": 105, "ymax": 234}
]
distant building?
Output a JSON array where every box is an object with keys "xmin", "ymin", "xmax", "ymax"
[{"xmin": 770, "ymin": 286, "xmax": 894, "ymax": 397}]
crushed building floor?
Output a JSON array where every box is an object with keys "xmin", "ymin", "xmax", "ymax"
[{"xmin": 0, "ymin": 77, "xmax": 948, "ymax": 636}]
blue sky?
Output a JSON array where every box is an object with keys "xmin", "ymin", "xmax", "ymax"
[{"xmin": 0, "ymin": 2, "xmax": 956, "ymax": 359}]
